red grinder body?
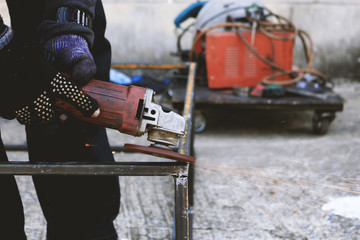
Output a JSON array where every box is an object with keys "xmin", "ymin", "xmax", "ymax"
[
  {"xmin": 55, "ymin": 79, "xmax": 193, "ymax": 162},
  {"xmin": 55, "ymin": 79, "xmax": 146, "ymax": 136}
]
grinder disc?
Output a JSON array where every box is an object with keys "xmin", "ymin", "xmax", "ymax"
[{"xmin": 124, "ymin": 144, "xmax": 196, "ymax": 164}]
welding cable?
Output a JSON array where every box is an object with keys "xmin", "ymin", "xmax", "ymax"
[
  {"xmin": 233, "ymin": 26, "xmax": 316, "ymax": 86},
  {"xmin": 262, "ymin": 29, "xmax": 326, "ymax": 85},
  {"xmin": 226, "ymin": 14, "xmax": 282, "ymax": 74},
  {"xmin": 244, "ymin": 12, "xmax": 305, "ymax": 84},
  {"xmin": 298, "ymin": 29, "xmax": 314, "ymax": 68},
  {"xmin": 258, "ymin": 18, "xmax": 326, "ymax": 85},
  {"xmin": 235, "ymin": 28, "xmax": 287, "ymax": 73},
  {"xmin": 189, "ymin": 21, "xmax": 326, "ymax": 86},
  {"xmin": 262, "ymin": 68, "xmax": 325, "ymax": 85},
  {"xmin": 258, "ymin": 18, "xmax": 297, "ymax": 41},
  {"xmin": 248, "ymin": 10, "xmax": 296, "ymax": 37},
  {"xmin": 189, "ymin": 22, "xmax": 288, "ymax": 73},
  {"xmin": 245, "ymin": 6, "xmax": 297, "ymax": 41}
]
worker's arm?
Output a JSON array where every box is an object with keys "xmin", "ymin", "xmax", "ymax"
[
  {"xmin": 39, "ymin": 0, "xmax": 96, "ymax": 45},
  {"xmin": 0, "ymin": 16, "xmax": 99, "ymax": 124},
  {"xmin": 38, "ymin": 0, "xmax": 97, "ymax": 86},
  {"xmin": 0, "ymin": 16, "xmax": 48, "ymax": 120}
]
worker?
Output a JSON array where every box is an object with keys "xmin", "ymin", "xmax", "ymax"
[{"xmin": 0, "ymin": 1, "xmax": 120, "ymax": 239}]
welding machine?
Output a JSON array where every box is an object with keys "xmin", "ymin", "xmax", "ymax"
[
  {"xmin": 174, "ymin": 0, "xmax": 323, "ymax": 90},
  {"xmin": 205, "ymin": 31, "xmax": 294, "ymax": 88}
]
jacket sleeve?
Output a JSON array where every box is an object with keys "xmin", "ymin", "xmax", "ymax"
[
  {"xmin": 38, "ymin": 0, "xmax": 97, "ymax": 46},
  {"xmin": 0, "ymin": 43, "xmax": 57, "ymax": 119}
]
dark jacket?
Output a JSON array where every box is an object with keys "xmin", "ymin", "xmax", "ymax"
[
  {"xmin": 0, "ymin": 0, "xmax": 109, "ymax": 119},
  {"xmin": 6, "ymin": 0, "xmax": 96, "ymax": 45}
]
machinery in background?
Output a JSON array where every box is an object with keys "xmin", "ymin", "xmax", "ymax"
[
  {"xmin": 175, "ymin": 0, "xmax": 326, "ymax": 91},
  {"xmin": 171, "ymin": 0, "xmax": 344, "ymax": 134}
]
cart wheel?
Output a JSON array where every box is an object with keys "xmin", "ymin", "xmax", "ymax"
[
  {"xmin": 312, "ymin": 111, "xmax": 335, "ymax": 134},
  {"xmin": 194, "ymin": 111, "xmax": 207, "ymax": 133},
  {"xmin": 312, "ymin": 117, "xmax": 330, "ymax": 134}
]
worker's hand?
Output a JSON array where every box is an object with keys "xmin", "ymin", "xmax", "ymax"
[
  {"xmin": 15, "ymin": 72, "xmax": 100, "ymax": 125},
  {"xmin": 42, "ymin": 34, "xmax": 96, "ymax": 86},
  {"xmin": 50, "ymin": 72, "xmax": 100, "ymax": 118},
  {"xmin": 0, "ymin": 17, "xmax": 100, "ymax": 125}
]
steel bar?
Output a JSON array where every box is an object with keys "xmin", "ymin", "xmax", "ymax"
[
  {"xmin": 178, "ymin": 62, "xmax": 196, "ymax": 157},
  {"xmin": 174, "ymin": 176, "xmax": 189, "ymax": 240},
  {"xmin": 0, "ymin": 162, "xmax": 187, "ymax": 177},
  {"xmin": 4, "ymin": 144, "xmax": 179, "ymax": 154},
  {"xmin": 4, "ymin": 144, "xmax": 128, "ymax": 153},
  {"xmin": 4, "ymin": 143, "xmax": 131, "ymax": 153},
  {"xmin": 174, "ymin": 62, "xmax": 197, "ymax": 240}
]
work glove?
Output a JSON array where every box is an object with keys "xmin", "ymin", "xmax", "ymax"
[
  {"xmin": 0, "ymin": 18, "xmax": 99, "ymax": 125},
  {"xmin": 15, "ymin": 72, "xmax": 100, "ymax": 125},
  {"xmin": 42, "ymin": 34, "xmax": 97, "ymax": 86}
]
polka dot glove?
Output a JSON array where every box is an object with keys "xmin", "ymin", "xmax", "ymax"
[
  {"xmin": 15, "ymin": 91, "xmax": 54, "ymax": 125},
  {"xmin": 15, "ymin": 73, "xmax": 99, "ymax": 125}
]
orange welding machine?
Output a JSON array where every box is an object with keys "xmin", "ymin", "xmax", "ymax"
[
  {"xmin": 175, "ymin": 1, "xmax": 325, "ymax": 90},
  {"xmin": 205, "ymin": 31, "xmax": 294, "ymax": 88}
]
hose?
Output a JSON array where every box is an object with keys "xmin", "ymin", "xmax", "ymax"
[{"xmin": 177, "ymin": 22, "xmax": 195, "ymax": 53}]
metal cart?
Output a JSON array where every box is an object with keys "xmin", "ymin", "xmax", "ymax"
[
  {"xmin": 170, "ymin": 84, "xmax": 345, "ymax": 134},
  {"xmin": 171, "ymin": 1, "xmax": 345, "ymax": 135}
]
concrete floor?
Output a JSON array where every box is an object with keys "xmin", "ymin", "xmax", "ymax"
[{"xmin": 1, "ymin": 81, "xmax": 360, "ymax": 240}]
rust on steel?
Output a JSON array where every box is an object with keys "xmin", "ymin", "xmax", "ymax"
[{"xmin": 178, "ymin": 62, "xmax": 196, "ymax": 156}]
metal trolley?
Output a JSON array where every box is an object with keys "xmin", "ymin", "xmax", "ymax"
[{"xmin": 170, "ymin": 85, "xmax": 345, "ymax": 134}]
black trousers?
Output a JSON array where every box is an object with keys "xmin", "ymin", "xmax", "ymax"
[
  {"xmin": 0, "ymin": 1, "xmax": 120, "ymax": 239},
  {"xmin": 0, "ymin": 137, "xmax": 27, "ymax": 240},
  {"xmin": 0, "ymin": 122, "xmax": 120, "ymax": 240}
]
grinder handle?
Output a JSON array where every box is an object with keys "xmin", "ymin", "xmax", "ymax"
[{"xmin": 55, "ymin": 79, "xmax": 147, "ymax": 136}]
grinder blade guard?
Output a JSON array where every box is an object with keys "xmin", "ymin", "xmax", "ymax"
[{"xmin": 139, "ymin": 89, "xmax": 185, "ymax": 147}]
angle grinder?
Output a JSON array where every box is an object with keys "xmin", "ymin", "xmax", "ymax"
[{"xmin": 55, "ymin": 79, "xmax": 195, "ymax": 163}]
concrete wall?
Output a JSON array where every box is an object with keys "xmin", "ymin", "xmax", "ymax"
[
  {"xmin": 1, "ymin": 0, "xmax": 359, "ymax": 79},
  {"xmin": 265, "ymin": 0, "xmax": 360, "ymax": 79}
]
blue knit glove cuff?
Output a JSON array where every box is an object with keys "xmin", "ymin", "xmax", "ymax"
[
  {"xmin": 43, "ymin": 34, "xmax": 96, "ymax": 85},
  {"xmin": 0, "ymin": 25, "xmax": 13, "ymax": 50}
]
